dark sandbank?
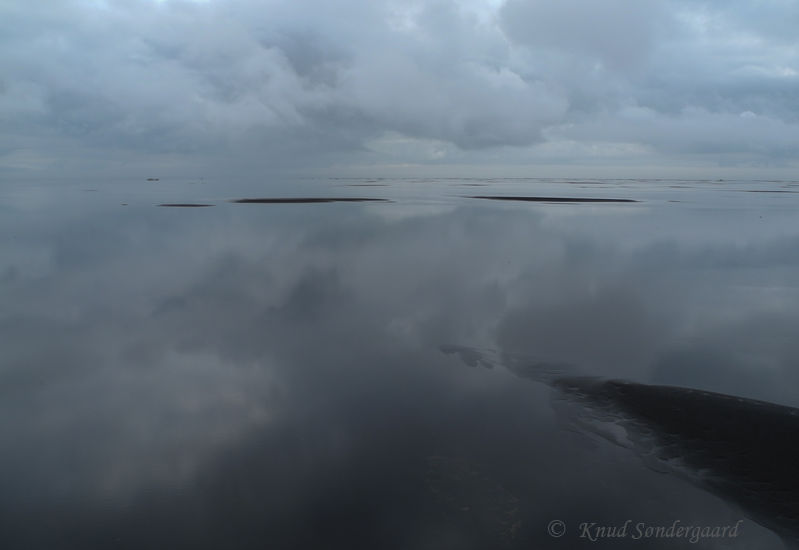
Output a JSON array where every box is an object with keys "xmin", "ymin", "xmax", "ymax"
[
  {"xmin": 158, "ymin": 203, "xmax": 214, "ymax": 208},
  {"xmin": 230, "ymin": 197, "xmax": 389, "ymax": 204},
  {"xmin": 467, "ymin": 195, "xmax": 638, "ymax": 203},
  {"xmin": 442, "ymin": 345, "xmax": 799, "ymax": 546},
  {"xmin": 744, "ymin": 190, "xmax": 798, "ymax": 194},
  {"xmin": 563, "ymin": 181, "xmax": 604, "ymax": 185}
]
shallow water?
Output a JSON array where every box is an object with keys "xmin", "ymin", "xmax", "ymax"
[{"xmin": 2, "ymin": 177, "xmax": 798, "ymax": 549}]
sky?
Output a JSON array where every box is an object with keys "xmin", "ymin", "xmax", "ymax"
[{"xmin": 2, "ymin": 0, "xmax": 799, "ymax": 180}]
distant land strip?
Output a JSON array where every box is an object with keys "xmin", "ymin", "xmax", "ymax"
[
  {"xmin": 467, "ymin": 195, "xmax": 638, "ymax": 203},
  {"xmin": 744, "ymin": 190, "xmax": 798, "ymax": 193},
  {"xmin": 158, "ymin": 203, "xmax": 214, "ymax": 207},
  {"xmin": 230, "ymin": 197, "xmax": 389, "ymax": 204}
]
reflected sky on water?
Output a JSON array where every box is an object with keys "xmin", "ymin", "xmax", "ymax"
[{"xmin": 2, "ymin": 178, "xmax": 799, "ymax": 549}]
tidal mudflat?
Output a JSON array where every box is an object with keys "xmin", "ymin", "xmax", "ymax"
[{"xmin": 1, "ymin": 177, "xmax": 798, "ymax": 549}]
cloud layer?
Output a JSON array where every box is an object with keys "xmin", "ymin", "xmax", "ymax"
[{"xmin": 2, "ymin": 0, "xmax": 798, "ymax": 177}]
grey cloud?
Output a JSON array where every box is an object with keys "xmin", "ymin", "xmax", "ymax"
[
  {"xmin": 500, "ymin": 0, "xmax": 671, "ymax": 73},
  {"xmin": 4, "ymin": 0, "xmax": 798, "ymax": 176},
  {"xmin": 554, "ymin": 107, "xmax": 799, "ymax": 159},
  {"xmin": 0, "ymin": 0, "xmax": 564, "ymax": 174},
  {"xmin": 674, "ymin": 0, "xmax": 799, "ymax": 45},
  {"xmin": 498, "ymin": 0, "xmax": 799, "ymax": 166}
]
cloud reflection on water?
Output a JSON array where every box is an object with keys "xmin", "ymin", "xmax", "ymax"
[{"xmin": 1, "ymin": 180, "xmax": 797, "ymax": 548}]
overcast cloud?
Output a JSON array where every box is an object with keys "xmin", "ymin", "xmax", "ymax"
[{"xmin": 2, "ymin": 0, "xmax": 798, "ymax": 179}]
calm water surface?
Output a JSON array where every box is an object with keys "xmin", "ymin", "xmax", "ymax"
[{"xmin": 2, "ymin": 177, "xmax": 799, "ymax": 549}]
